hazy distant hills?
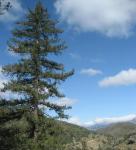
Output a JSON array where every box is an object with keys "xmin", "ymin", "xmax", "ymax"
[
  {"xmin": 88, "ymin": 123, "xmax": 110, "ymax": 130},
  {"xmin": 87, "ymin": 116, "xmax": 136, "ymax": 131},
  {"xmin": 132, "ymin": 117, "xmax": 136, "ymax": 124},
  {"xmin": 97, "ymin": 122, "xmax": 136, "ymax": 137}
]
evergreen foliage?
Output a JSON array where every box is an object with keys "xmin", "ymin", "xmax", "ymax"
[
  {"xmin": 0, "ymin": 2, "xmax": 74, "ymax": 149},
  {"xmin": 0, "ymin": 116, "xmax": 90, "ymax": 150}
]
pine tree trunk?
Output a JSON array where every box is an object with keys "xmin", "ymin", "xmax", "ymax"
[
  {"xmin": 33, "ymin": 108, "xmax": 38, "ymax": 140},
  {"xmin": 29, "ymin": 108, "xmax": 38, "ymax": 139}
]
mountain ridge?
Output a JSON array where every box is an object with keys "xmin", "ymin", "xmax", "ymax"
[{"xmin": 87, "ymin": 116, "xmax": 136, "ymax": 130}]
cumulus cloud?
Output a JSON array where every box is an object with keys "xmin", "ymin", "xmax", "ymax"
[
  {"xmin": 81, "ymin": 68, "xmax": 102, "ymax": 76},
  {"xmin": 55, "ymin": 0, "xmax": 136, "ymax": 37},
  {"xmin": 0, "ymin": 66, "xmax": 24, "ymax": 100},
  {"xmin": 0, "ymin": 0, "xmax": 23, "ymax": 23},
  {"xmin": 99, "ymin": 68, "xmax": 136, "ymax": 87},
  {"xmin": 0, "ymin": 66, "xmax": 7, "ymax": 89},
  {"xmin": 39, "ymin": 97, "xmax": 77, "ymax": 110},
  {"xmin": 64, "ymin": 117, "xmax": 82, "ymax": 126},
  {"xmin": 86, "ymin": 114, "xmax": 136, "ymax": 127},
  {"xmin": 65, "ymin": 114, "xmax": 136, "ymax": 127},
  {"xmin": 52, "ymin": 97, "xmax": 77, "ymax": 107}
]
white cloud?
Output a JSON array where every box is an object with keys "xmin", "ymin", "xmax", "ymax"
[
  {"xmin": 55, "ymin": 0, "xmax": 136, "ymax": 37},
  {"xmin": 0, "ymin": 0, "xmax": 23, "ymax": 23},
  {"xmin": 99, "ymin": 68, "xmax": 136, "ymax": 87},
  {"xmin": 86, "ymin": 114, "xmax": 136, "ymax": 127},
  {"xmin": 0, "ymin": 91, "xmax": 21, "ymax": 100},
  {"xmin": 81, "ymin": 68, "xmax": 102, "ymax": 76},
  {"xmin": 39, "ymin": 97, "xmax": 77, "ymax": 110},
  {"xmin": 64, "ymin": 117, "xmax": 82, "ymax": 126},
  {"xmin": 0, "ymin": 66, "xmax": 7, "ymax": 89},
  {"xmin": 8, "ymin": 50, "xmax": 19, "ymax": 57},
  {"xmin": 0, "ymin": 66, "xmax": 23, "ymax": 100},
  {"xmin": 53, "ymin": 97, "xmax": 77, "ymax": 107},
  {"xmin": 65, "ymin": 114, "xmax": 136, "ymax": 127}
]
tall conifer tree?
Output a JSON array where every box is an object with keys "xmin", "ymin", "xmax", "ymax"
[{"xmin": 0, "ymin": 2, "xmax": 74, "ymax": 139}]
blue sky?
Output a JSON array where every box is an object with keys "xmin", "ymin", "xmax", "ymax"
[{"xmin": 1, "ymin": 0, "xmax": 136, "ymax": 125}]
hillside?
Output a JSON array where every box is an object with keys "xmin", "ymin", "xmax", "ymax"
[
  {"xmin": 2, "ymin": 116, "xmax": 136, "ymax": 149},
  {"xmin": 54, "ymin": 120, "xmax": 92, "ymax": 143},
  {"xmin": 97, "ymin": 122, "xmax": 136, "ymax": 137},
  {"xmin": 65, "ymin": 122, "xmax": 136, "ymax": 150},
  {"xmin": 0, "ymin": 117, "xmax": 92, "ymax": 150},
  {"xmin": 53, "ymin": 121, "xmax": 136, "ymax": 149}
]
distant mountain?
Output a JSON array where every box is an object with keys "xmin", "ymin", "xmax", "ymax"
[
  {"xmin": 131, "ymin": 117, "xmax": 136, "ymax": 124},
  {"xmin": 87, "ymin": 123, "xmax": 110, "ymax": 130},
  {"xmin": 97, "ymin": 122, "xmax": 136, "ymax": 137},
  {"xmin": 66, "ymin": 121, "xmax": 136, "ymax": 149},
  {"xmin": 87, "ymin": 116, "xmax": 136, "ymax": 130}
]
